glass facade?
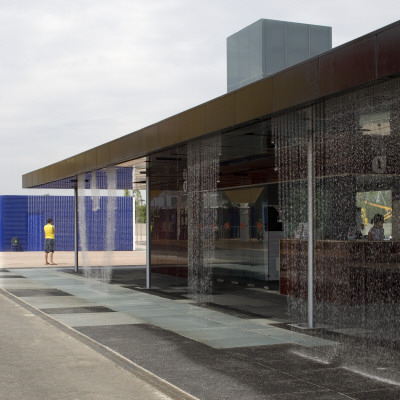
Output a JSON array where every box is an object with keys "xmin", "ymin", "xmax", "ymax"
[
  {"xmin": 273, "ymin": 78, "xmax": 400, "ymax": 363},
  {"xmin": 145, "ymin": 77, "xmax": 400, "ymax": 374},
  {"xmin": 148, "ymin": 120, "xmax": 283, "ymax": 292},
  {"xmin": 148, "ymin": 77, "xmax": 400, "ymax": 324}
]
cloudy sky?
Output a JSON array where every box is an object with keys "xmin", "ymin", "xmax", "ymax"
[{"xmin": 1, "ymin": 0, "xmax": 398, "ymax": 194}]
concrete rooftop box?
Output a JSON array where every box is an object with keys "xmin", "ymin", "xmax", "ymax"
[{"xmin": 227, "ymin": 18, "xmax": 332, "ymax": 92}]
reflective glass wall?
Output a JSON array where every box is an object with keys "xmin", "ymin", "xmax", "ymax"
[
  {"xmin": 212, "ymin": 185, "xmax": 281, "ymax": 287},
  {"xmin": 149, "ymin": 120, "xmax": 280, "ymax": 291},
  {"xmin": 274, "ymin": 77, "xmax": 400, "ymax": 378}
]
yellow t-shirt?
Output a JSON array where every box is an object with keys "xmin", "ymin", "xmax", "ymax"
[{"xmin": 44, "ymin": 224, "xmax": 55, "ymax": 239}]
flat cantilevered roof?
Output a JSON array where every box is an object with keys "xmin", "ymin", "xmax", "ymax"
[{"xmin": 23, "ymin": 20, "xmax": 400, "ymax": 189}]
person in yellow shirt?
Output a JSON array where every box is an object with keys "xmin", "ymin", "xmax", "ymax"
[{"xmin": 44, "ymin": 218, "xmax": 56, "ymax": 265}]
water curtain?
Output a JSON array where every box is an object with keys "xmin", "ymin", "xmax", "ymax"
[{"xmin": 187, "ymin": 136, "xmax": 221, "ymax": 306}]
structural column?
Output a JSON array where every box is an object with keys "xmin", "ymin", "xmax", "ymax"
[
  {"xmin": 146, "ymin": 166, "xmax": 151, "ymax": 289},
  {"xmin": 74, "ymin": 183, "xmax": 79, "ymax": 273},
  {"xmin": 307, "ymin": 120, "xmax": 315, "ymax": 329}
]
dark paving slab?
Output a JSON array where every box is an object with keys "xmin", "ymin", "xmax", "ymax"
[
  {"xmin": 75, "ymin": 323, "xmax": 400, "ymax": 400},
  {"xmin": 296, "ymin": 368, "xmax": 390, "ymax": 394},
  {"xmin": 6, "ymin": 288, "xmax": 72, "ymax": 297},
  {"xmin": 205, "ymin": 302, "xmax": 271, "ymax": 319},
  {"xmin": 41, "ymin": 306, "xmax": 115, "ymax": 314},
  {"xmin": 269, "ymin": 391, "xmax": 353, "ymax": 399},
  {"xmin": 0, "ymin": 275, "xmax": 26, "ymax": 278},
  {"xmin": 134, "ymin": 288, "xmax": 188, "ymax": 301},
  {"xmin": 350, "ymin": 388, "xmax": 400, "ymax": 400}
]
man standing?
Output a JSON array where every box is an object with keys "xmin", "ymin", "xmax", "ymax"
[{"xmin": 44, "ymin": 218, "xmax": 56, "ymax": 265}]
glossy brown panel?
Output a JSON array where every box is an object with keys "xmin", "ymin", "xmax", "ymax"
[
  {"xmin": 39, "ymin": 169, "xmax": 46, "ymax": 186},
  {"xmin": 273, "ymin": 59, "xmax": 319, "ymax": 112},
  {"xmin": 85, "ymin": 149, "xmax": 97, "ymax": 171},
  {"xmin": 66, "ymin": 157, "xmax": 76, "ymax": 177},
  {"xmin": 96, "ymin": 144, "xmax": 110, "ymax": 168},
  {"xmin": 280, "ymin": 239, "xmax": 400, "ymax": 303},
  {"xmin": 139, "ymin": 125, "xmax": 159, "ymax": 154},
  {"xmin": 57, "ymin": 161, "xmax": 67, "ymax": 180},
  {"xmin": 44, "ymin": 165, "xmax": 56, "ymax": 184},
  {"xmin": 377, "ymin": 23, "xmax": 400, "ymax": 78},
  {"xmin": 26, "ymin": 171, "xmax": 38, "ymax": 188},
  {"xmin": 219, "ymin": 157, "xmax": 277, "ymax": 188},
  {"xmin": 75, "ymin": 153, "xmax": 86, "ymax": 174},
  {"xmin": 26, "ymin": 171, "xmax": 38, "ymax": 187},
  {"xmin": 236, "ymin": 78, "xmax": 273, "ymax": 124},
  {"xmin": 123, "ymin": 132, "xmax": 140, "ymax": 160},
  {"xmin": 109, "ymin": 139, "xmax": 124, "ymax": 164},
  {"xmin": 159, "ymin": 116, "xmax": 180, "ymax": 148},
  {"xmin": 319, "ymin": 37, "xmax": 376, "ymax": 97},
  {"xmin": 30, "ymin": 170, "xmax": 41, "ymax": 187},
  {"xmin": 21, "ymin": 173, "xmax": 31, "ymax": 188},
  {"xmin": 180, "ymin": 105, "xmax": 206, "ymax": 141},
  {"xmin": 206, "ymin": 93, "xmax": 236, "ymax": 133}
]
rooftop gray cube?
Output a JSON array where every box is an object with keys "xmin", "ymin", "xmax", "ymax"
[{"xmin": 227, "ymin": 19, "xmax": 332, "ymax": 92}]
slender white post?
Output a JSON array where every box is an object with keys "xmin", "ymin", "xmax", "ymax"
[
  {"xmin": 74, "ymin": 183, "xmax": 79, "ymax": 273},
  {"xmin": 132, "ymin": 167, "xmax": 136, "ymax": 251},
  {"xmin": 307, "ymin": 125, "xmax": 315, "ymax": 328},
  {"xmin": 132, "ymin": 196, "xmax": 136, "ymax": 251},
  {"xmin": 146, "ymin": 168, "xmax": 151, "ymax": 289}
]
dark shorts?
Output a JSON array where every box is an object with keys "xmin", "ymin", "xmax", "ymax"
[{"xmin": 45, "ymin": 239, "xmax": 55, "ymax": 253}]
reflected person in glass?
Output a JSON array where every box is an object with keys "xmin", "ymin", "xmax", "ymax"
[{"xmin": 368, "ymin": 214, "xmax": 385, "ymax": 241}]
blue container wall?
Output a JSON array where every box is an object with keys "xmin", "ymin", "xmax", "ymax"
[
  {"xmin": 1, "ymin": 196, "xmax": 28, "ymax": 251},
  {"xmin": 0, "ymin": 196, "xmax": 4, "ymax": 251},
  {"xmin": 81, "ymin": 197, "xmax": 133, "ymax": 251},
  {"xmin": 116, "ymin": 197, "xmax": 134, "ymax": 250},
  {"xmin": 28, "ymin": 196, "xmax": 75, "ymax": 251},
  {"xmin": 1, "ymin": 195, "xmax": 133, "ymax": 251}
]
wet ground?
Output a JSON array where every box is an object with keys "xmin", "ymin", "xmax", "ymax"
[{"xmin": 1, "ymin": 263, "xmax": 400, "ymax": 399}]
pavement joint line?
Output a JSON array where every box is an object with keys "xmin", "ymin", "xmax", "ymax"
[{"xmin": 0, "ymin": 287, "xmax": 200, "ymax": 400}]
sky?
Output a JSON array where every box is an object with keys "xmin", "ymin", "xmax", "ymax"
[{"xmin": 1, "ymin": 0, "xmax": 399, "ymax": 195}]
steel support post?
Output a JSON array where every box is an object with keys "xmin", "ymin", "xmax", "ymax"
[
  {"xmin": 74, "ymin": 183, "xmax": 79, "ymax": 273},
  {"xmin": 307, "ymin": 126, "xmax": 315, "ymax": 329},
  {"xmin": 146, "ymin": 168, "xmax": 151, "ymax": 289}
]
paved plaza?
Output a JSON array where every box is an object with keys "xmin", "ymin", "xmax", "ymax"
[{"xmin": 1, "ymin": 251, "xmax": 400, "ymax": 399}]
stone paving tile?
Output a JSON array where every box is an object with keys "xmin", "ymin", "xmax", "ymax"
[
  {"xmin": 350, "ymin": 387, "xmax": 400, "ymax": 400},
  {"xmin": 20, "ymin": 295, "xmax": 95, "ymax": 308},
  {"xmin": 116, "ymin": 306, "xmax": 187, "ymax": 318},
  {"xmin": 42, "ymin": 305, "xmax": 115, "ymax": 314},
  {"xmin": 268, "ymin": 390, "xmax": 352, "ymax": 399},
  {"xmin": 204, "ymin": 335, "xmax": 287, "ymax": 348},
  {"xmin": 248, "ymin": 327, "xmax": 336, "ymax": 347},
  {"xmin": 0, "ymin": 279, "xmax": 50, "ymax": 288},
  {"xmin": 52, "ymin": 311, "xmax": 145, "ymax": 327},
  {"xmin": 5, "ymin": 288, "xmax": 73, "ymax": 297},
  {"xmin": 173, "ymin": 326, "xmax": 268, "ymax": 341},
  {"xmin": 145, "ymin": 314, "xmax": 227, "ymax": 331},
  {"xmin": 296, "ymin": 367, "xmax": 390, "ymax": 394}
]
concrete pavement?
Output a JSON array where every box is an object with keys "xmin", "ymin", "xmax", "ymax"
[
  {"xmin": 0, "ymin": 250, "xmax": 146, "ymax": 269},
  {"xmin": 0, "ymin": 288, "xmax": 195, "ymax": 400}
]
